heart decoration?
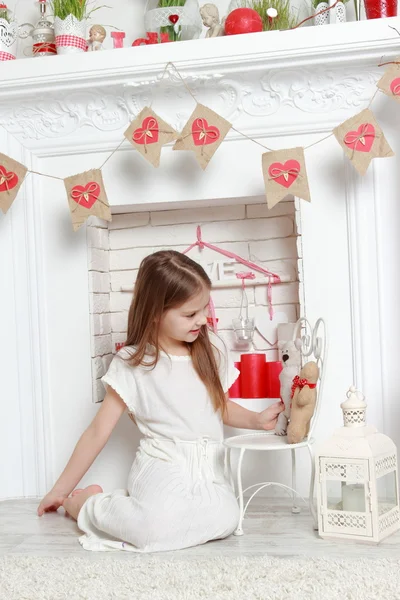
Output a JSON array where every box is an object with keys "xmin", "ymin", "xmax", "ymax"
[
  {"xmin": 192, "ymin": 118, "xmax": 220, "ymax": 146},
  {"xmin": 132, "ymin": 116, "xmax": 159, "ymax": 145},
  {"xmin": 0, "ymin": 21, "xmax": 18, "ymax": 48},
  {"xmin": 0, "ymin": 165, "xmax": 18, "ymax": 192},
  {"xmin": 71, "ymin": 182, "xmax": 100, "ymax": 209},
  {"xmin": 390, "ymin": 77, "xmax": 400, "ymax": 97},
  {"xmin": 168, "ymin": 14, "xmax": 179, "ymax": 24},
  {"xmin": 343, "ymin": 123, "xmax": 375, "ymax": 153},
  {"xmin": 268, "ymin": 160, "xmax": 300, "ymax": 188}
]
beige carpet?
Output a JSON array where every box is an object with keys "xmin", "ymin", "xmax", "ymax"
[{"xmin": 1, "ymin": 554, "xmax": 400, "ymax": 599}]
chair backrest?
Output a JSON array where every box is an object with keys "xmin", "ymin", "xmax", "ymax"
[{"xmin": 292, "ymin": 317, "xmax": 327, "ymax": 439}]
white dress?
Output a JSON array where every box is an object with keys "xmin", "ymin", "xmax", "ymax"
[{"xmin": 77, "ymin": 333, "xmax": 240, "ymax": 553}]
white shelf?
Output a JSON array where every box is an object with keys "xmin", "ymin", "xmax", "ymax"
[{"xmin": 1, "ymin": 18, "xmax": 400, "ymax": 98}]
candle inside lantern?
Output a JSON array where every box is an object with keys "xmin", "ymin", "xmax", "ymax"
[
  {"xmin": 342, "ymin": 483, "xmax": 366, "ymax": 512},
  {"xmin": 232, "ymin": 317, "xmax": 255, "ymax": 342}
]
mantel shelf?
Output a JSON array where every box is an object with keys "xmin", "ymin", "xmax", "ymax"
[{"xmin": 1, "ymin": 17, "xmax": 400, "ymax": 98}]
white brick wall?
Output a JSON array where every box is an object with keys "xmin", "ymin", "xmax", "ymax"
[{"xmin": 87, "ymin": 201, "xmax": 300, "ymax": 402}]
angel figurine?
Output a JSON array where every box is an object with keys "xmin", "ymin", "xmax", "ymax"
[
  {"xmin": 88, "ymin": 24, "xmax": 106, "ymax": 51},
  {"xmin": 200, "ymin": 4, "xmax": 224, "ymax": 38}
]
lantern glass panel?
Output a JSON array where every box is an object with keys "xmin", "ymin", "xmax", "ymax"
[
  {"xmin": 377, "ymin": 471, "xmax": 397, "ymax": 516},
  {"xmin": 326, "ymin": 480, "xmax": 366, "ymax": 512}
]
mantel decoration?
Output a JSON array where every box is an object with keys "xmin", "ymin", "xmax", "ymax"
[
  {"xmin": 316, "ymin": 386, "xmax": 400, "ymax": 543},
  {"xmin": 0, "ymin": 3, "xmax": 18, "ymax": 61},
  {"xmin": 0, "ymin": 53, "xmax": 399, "ymax": 241},
  {"xmin": 50, "ymin": 0, "xmax": 103, "ymax": 54},
  {"xmin": 144, "ymin": 0, "xmax": 203, "ymax": 42}
]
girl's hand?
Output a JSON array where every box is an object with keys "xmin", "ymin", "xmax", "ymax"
[
  {"xmin": 37, "ymin": 490, "xmax": 68, "ymax": 516},
  {"xmin": 257, "ymin": 401, "xmax": 285, "ymax": 431}
]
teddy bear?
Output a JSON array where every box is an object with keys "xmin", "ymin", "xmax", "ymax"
[
  {"xmin": 275, "ymin": 339, "xmax": 302, "ymax": 436},
  {"xmin": 287, "ymin": 361, "xmax": 319, "ymax": 444}
]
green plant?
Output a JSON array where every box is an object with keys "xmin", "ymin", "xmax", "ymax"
[
  {"xmin": 157, "ymin": 0, "xmax": 186, "ymax": 41},
  {"xmin": 235, "ymin": 0, "xmax": 297, "ymax": 31},
  {"xmin": 49, "ymin": 0, "xmax": 104, "ymax": 20},
  {"xmin": 0, "ymin": 6, "xmax": 11, "ymax": 22}
]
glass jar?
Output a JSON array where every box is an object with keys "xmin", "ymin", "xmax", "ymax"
[{"xmin": 144, "ymin": 0, "xmax": 202, "ymax": 42}]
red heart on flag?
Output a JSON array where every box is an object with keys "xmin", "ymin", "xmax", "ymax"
[
  {"xmin": 344, "ymin": 123, "xmax": 375, "ymax": 153},
  {"xmin": 169, "ymin": 14, "xmax": 179, "ymax": 24},
  {"xmin": 390, "ymin": 77, "xmax": 400, "ymax": 96},
  {"xmin": 268, "ymin": 160, "xmax": 300, "ymax": 188},
  {"xmin": 192, "ymin": 118, "xmax": 220, "ymax": 146},
  {"xmin": 0, "ymin": 165, "xmax": 18, "ymax": 192},
  {"xmin": 71, "ymin": 182, "xmax": 100, "ymax": 209},
  {"xmin": 132, "ymin": 116, "xmax": 159, "ymax": 145}
]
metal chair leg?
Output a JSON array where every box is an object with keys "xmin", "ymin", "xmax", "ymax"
[
  {"xmin": 291, "ymin": 448, "xmax": 300, "ymax": 514},
  {"xmin": 307, "ymin": 443, "xmax": 318, "ymax": 530},
  {"xmin": 233, "ymin": 447, "xmax": 246, "ymax": 536}
]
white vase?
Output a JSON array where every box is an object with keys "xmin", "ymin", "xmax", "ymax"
[
  {"xmin": 0, "ymin": 18, "xmax": 18, "ymax": 60},
  {"xmin": 144, "ymin": 0, "xmax": 202, "ymax": 41},
  {"xmin": 54, "ymin": 15, "xmax": 86, "ymax": 55},
  {"xmin": 314, "ymin": 1, "xmax": 346, "ymax": 25}
]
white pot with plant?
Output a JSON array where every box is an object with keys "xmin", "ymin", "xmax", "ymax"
[
  {"xmin": 0, "ymin": 3, "xmax": 18, "ymax": 60},
  {"xmin": 51, "ymin": 0, "xmax": 100, "ymax": 54},
  {"xmin": 144, "ymin": 0, "xmax": 203, "ymax": 42},
  {"xmin": 313, "ymin": 0, "xmax": 347, "ymax": 25}
]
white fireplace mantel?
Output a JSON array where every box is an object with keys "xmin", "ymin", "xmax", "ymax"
[{"xmin": 1, "ymin": 19, "xmax": 399, "ymax": 500}]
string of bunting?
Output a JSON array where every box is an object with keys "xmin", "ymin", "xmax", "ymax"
[{"xmin": 0, "ymin": 53, "xmax": 400, "ymax": 231}]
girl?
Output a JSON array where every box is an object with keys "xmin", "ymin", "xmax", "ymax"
[{"xmin": 38, "ymin": 250, "xmax": 283, "ymax": 553}]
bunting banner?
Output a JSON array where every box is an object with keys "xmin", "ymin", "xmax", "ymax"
[
  {"xmin": 0, "ymin": 152, "xmax": 27, "ymax": 214},
  {"xmin": 64, "ymin": 169, "xmax": 112, "ymax": 231},
  {"xmin": 0, "ymin": 59, "xmax": 398, "ymax": 230},
  {"xmin": 173, "ymin": 103, "xmax": 232, "ymax": 170},
  {"xmin": 124, "ymin": 107, "xmax": 179, "ymax": 168},
  {"xmin": 333, "ymin": 109, "xmax": 394, "ymax": 176},
  {"xmin": 377, "ymin": 57, "xmax": 400, "ymax": 104},
  {"xmin": 262, "ymin": 147, "xmax": 311, "ymax": 209}
]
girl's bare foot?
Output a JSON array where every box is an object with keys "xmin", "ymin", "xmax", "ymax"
[{"xmin": 63, "ymin": 485, "xmax": 103, "ymax": 521}]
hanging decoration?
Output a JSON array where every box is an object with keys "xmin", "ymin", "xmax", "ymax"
[
  {"xmin": 377, "ymin": 57, "xmax": 400, "ymax": 104},
  {"xmin": 64, "ymin": 169, "xmax": 111, "ymax": 231},
  {"xmin": 173, "ymin": 103, "xmax": 232, "ymax": 170},
  {"xmin": 124, "ymin": 107, "xmax": 179, "ymax": 168},
  {"xmin": 333, "ymin": 108, "xmax": 394, "ymax": 176},
  {"xmin": 0, "ymin": 57, "xmax": 399, "ymax": 229},
  {"xmin": 262, "ymin": 147, "xmax": 311, "ymax": 209},
  {"xmin": 0, "ymin": 152, "xmax": 27, "ymax": 214}
]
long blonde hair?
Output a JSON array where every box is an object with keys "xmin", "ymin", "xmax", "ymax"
[{"xmin": 124, "ymin": 250, "xmax": 226, "ymax": 414}]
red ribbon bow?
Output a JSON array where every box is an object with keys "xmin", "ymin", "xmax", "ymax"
[{"xmin": 291, "ymin": 375, "xmax": 317, "ymax": 399}]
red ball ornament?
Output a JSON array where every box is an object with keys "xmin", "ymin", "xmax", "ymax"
[{"xmin": 225, "ymin": 8, "xmax": 263, "ymax": 35}]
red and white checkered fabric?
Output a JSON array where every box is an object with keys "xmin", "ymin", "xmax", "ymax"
[
  {"xmin": 55, "ymin": 35, "xmax": 87, "ymax": 51},
  {"xmin": 0, "ymin": 51, "xmax": 16, "ymax": 61}
]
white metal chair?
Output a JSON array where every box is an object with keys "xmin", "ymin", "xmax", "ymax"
[{"xmin": 224, "ymin": 317, "xmax": 327, "ymax": 535}]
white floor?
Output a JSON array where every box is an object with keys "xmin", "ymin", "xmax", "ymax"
[{"xmin": 2, "ymin": 497, "xmax": 400, "ymax": 560}]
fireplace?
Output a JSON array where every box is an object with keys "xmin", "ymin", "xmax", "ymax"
[{"xmin": 1, "ymin": 20, "xmax": 399, "ymax": 500}]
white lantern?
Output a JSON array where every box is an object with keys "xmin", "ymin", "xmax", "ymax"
[{"xmin": 316, "ymin": 386, "xmax": 400, "ymax": 543}]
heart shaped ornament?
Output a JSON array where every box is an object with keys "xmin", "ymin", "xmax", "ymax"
[
  {"xmin": 390, "ymin": 77, "xmax": 400, "ymax": 97},
  {"xmin": 268, "ymin": 160, "xmax": 300, "ymax": 189},
  {"xmin": 168, "ymin": 14, "xmax": 179, "ymax": 24},
  {"xmin": 0, "ymin": 20, "xmax": 18, "ymax": 51},
  {"xmin": 71, "ymin": 182, "xmax": 100, "ymax": 209},
  {"xmin": 132, "ymin": 116, "xmax": 159, "ymax": 145},
  {"xmin": 192, "ymin": 118, "xmax": 220, "ymax": 146},
  {"xmin": 344, "ymin": 123, "xmax": 375, "ymax": 153},
  {"xmin": 252, "ymin": 307, "xmax": 290, "ymax": 348},
  {"xmin": 0, "ymin": 165, "xmax": 18, "ymax": 192}
]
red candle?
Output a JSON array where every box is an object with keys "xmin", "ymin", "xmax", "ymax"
[
  {"xmin": 265, "ymin": 361, "xmax": 283, "ymax": 398},
  {"xmin": 241, "ymin": 353, "xmax": 267, "ymax": 398},
  {"xmin": 364, "ymin": 0, "xmax": 397, "ymax": 18},
  {"xmin": 228, "ymin": 361, "xmax": 242, "ymax": 399}
]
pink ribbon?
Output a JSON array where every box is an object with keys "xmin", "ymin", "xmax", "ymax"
[{"xmin": 183, "ymin": 226, "xmax": 280, "ymax": 320}]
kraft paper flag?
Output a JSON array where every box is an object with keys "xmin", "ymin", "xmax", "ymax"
[
  {"xmin": 377, "ymin": 57, "xmax": 400, "ymax": 105},
  {"xmin": 64, "ymin": 168, "xmax": 111, "ymax": 232},
  {"xmin": 0, "ymin": 152, "xmax": 28, "ymax": 214},
  {"xmin": 124, "ymin": 107, "xmax": 179, "ymax": 168},
  {"xmin": 333, "ymin": 109, "xmax": 394, "ymax": 175},
  {"xmin": 262, "ymin": 147, "xmax": 311, "ymax": 209},
  {"xmin": 173, "ymin": 103, "xmax": 232, "ymax": 170}
]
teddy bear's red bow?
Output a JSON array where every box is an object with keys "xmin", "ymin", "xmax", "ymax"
[{"xmin": 291, "ymin": 376, "xmax": 317, "ymax": 399}]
